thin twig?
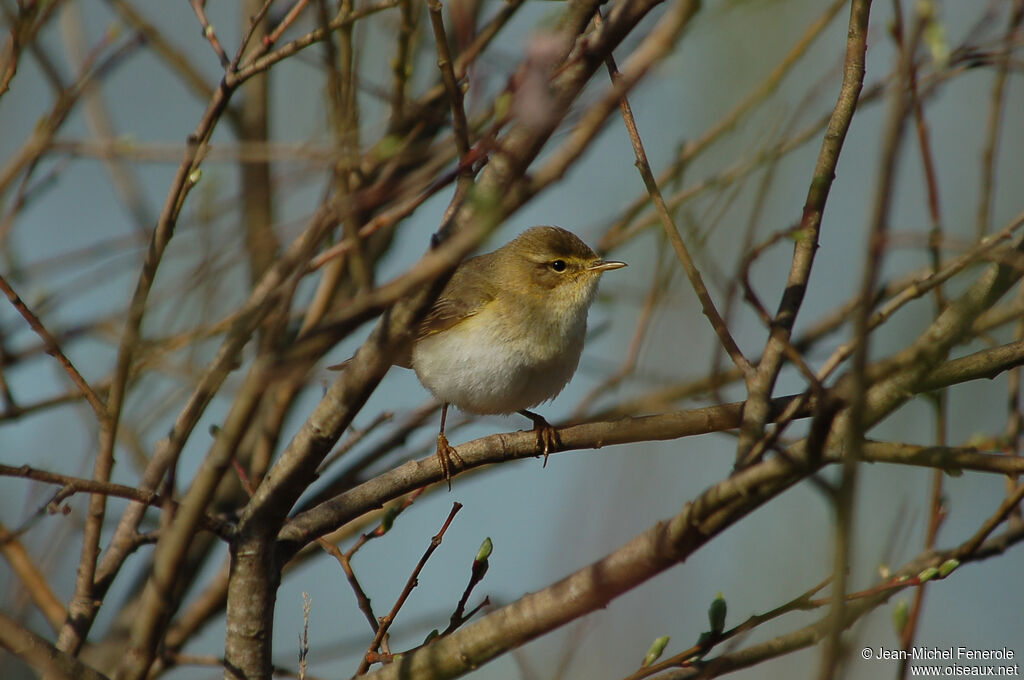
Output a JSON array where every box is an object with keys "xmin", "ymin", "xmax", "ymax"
[
  {"xmin": 319, "ymin": 489, "xmax": 423, "ymax": 634},
  {"xmin": 976, "ymin": 0, "xmax": 1024, "ymax": 237},
  {"xmin": 892, "ymin": 4, "xmax": 947, "ymax": 672},
  {"xmin": 0, "ymin": 522, "xmax": 67, "ymax": 632},
  {"xmin": 735, "ymin": 0, "xmax": 873, "ymax": 463},
  {"xmin": 625, "ymin": 577, "xmax": 832, "ymax": 680},
  {"xmin": 573, "ymin": 243, "xmax": 671, "ymax": 417},
  {"xmin": 233, "ymin": 1, "xmax": 401, "ymax": 83},
  {"xmin": 427, "ymin": 0, "xmax": 472, "ymax": 160},
  {"xmin": 822, "ymin": 0, "xmax": 900, "ymax": 671},
  {"xmin": 602, "ymin": 0, "xmax": 849, "ymax": 251},
  {"xmin": 189, "ymin": 0, "xmax": 231, "ymax": 67},
  {"xmin": 598, "ymin": 9, "xmax": 751, "ymax": 379},
  {"xmin": 0, "ymin": 464, "xmax": 168, "ymax": 510},
  {"xmin": 266, "ymin": 0, "xmax": 312, "ymax": 46},
  {"xmin": 0, "ymin": 273, "xmax": 105, "ymax": 417},
  {"xmin": 390, "ymin": 0, "xmax": 417, "ymax": 119},
  {"xmin": 104, "ymin": 0, "xmax": 218, "ymax": 103},
  {"xmin": 357, "ymin": 502, "xmax": 463, "ymax": 674}
]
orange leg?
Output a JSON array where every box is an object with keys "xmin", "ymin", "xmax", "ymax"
[
  {"xmin": 436, "ymin": 404, "xmax": 465, "ymax": 490},
  {"xmin": 519, "ymin": 409, "xmax": 561, "ymax": 467}
]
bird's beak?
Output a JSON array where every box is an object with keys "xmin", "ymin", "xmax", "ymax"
[{"xmin": 587, "ymin": 260, "xmax": 627, "ymax": 272}]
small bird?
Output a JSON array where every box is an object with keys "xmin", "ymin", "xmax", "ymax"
[{"xmin": 398, "ymin": 226, "xmax": 626, "ymax": 487}]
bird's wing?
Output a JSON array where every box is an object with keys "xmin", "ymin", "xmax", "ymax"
[
  {"xmin": 391, "ymin": 253, "xmax": 496, "ymax": 370},
  {"xmin": 417, "ymin": 253, "xmax": 497, "ymax": 338}
]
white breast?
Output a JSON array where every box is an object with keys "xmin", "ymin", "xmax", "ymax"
[{"xmin": 411, "ymin": 300, "xmax": 588, "ymax": 415}]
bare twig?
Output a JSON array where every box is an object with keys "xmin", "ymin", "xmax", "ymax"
[
  {"xmin": 0, "ymin": 273, "xmax": 105, "ymax": 417},
  {"xmin": 597, "ymin": 9, "xmax": 751, "ymax": 379},
  {"xmin": 356, "ymin": 502, "xmax": 463, "ymax": 674},
  {"xmin": 736, "ymin": 0, "xmax": 872, "ymax": 464},
  {"xmin": 189, "ymin": 0, "xmax": 231, "ymax": 67},
  {"xmin": 976, "ymin": 0, "xmax": 1024, "ymax": 237}
]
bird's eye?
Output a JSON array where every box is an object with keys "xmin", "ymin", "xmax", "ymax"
[{"xmin": 550, "ymin": 259, "xmax": 567, "ymax": 272}]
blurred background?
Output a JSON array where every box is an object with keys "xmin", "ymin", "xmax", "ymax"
[{"xmin": 1, "ymin": 1, "xmax": 1023, "ymax": 678}]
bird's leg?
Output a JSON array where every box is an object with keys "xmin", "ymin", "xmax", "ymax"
[
  {"xmin": 519, "ymin": 409, "xmax": 561, "ymax": 467},
  {"xmin": 436, "ymin": 403, "xmax": 465, "ymax": 490}
]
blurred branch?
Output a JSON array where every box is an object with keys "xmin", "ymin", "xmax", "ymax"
[
  {"xmin": 0, "ymin": 522, "xmax": 66, "ymax": 633},
  {"xmin": 61, "ymin": 2, "xmax": 154, "ymax": 236},
  {"xmin": 58, "ymin": 58, "xmax": 239, "ymax": 652},
  {"xmin": 104, "ymin": 0, "xmax": 218, "ymax": 104},
  {"xmin": 0, "ymin": 29, "xmax": 142, "ymax": 238},
  {"xmin": 645, "ymin": 520, "xmax": 1024, "ymax": 679},
  {"xmin": 427, "ymin": 1, "xmax": 472, "ymax": 162},
  {"xmin": 602, "ymin": 0, "xmax": 849, "ymax": 249},
  {"xmin": 528, "ymin": 1, "xmax": 701, "ymax": 195},
  {"xmin": 239, "ymin": 0, "xmax": 279, "ymax": 290},
  {"xmin": 822, "ymin": 0, "xmax": 906, "ymax": 669},
  {"xmin": 0, "ymin": 612, "xmax": 108, "ymax": 680},
  {"xmin": 0, "ymin": 0, "xmax": 67, "ymax": 100},
  {"xmin": 0, "ymin": 464, "xmax": 167, "ymax": 513},
  {"xmin": 976, "ymin": 0, "xmax": 1024, "ymax": 237},
  {"xmin": 390, "ymin": 0, "xmax": 417, "ymax": 119},
  {"xmin": 116, "ymin": 202, "xmax": 344, "ymax": 676},
  {"xmin": 233, "ymin": 0, "xmax": 400, "ymax": 82}
]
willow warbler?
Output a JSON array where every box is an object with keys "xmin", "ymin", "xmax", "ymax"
[{"xmin": 399, "ymin": 226, "xmax": 626, "ymax": 486}]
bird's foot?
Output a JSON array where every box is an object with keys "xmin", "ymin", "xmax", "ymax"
[
  {"xmin": 436, "ymin": 432, "xmax": 465, "ymax": 491},
  {"xmin": 519, "ymin": 410, "xmax": 562, "ymax": 467}
]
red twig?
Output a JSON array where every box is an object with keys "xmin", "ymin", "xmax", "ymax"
[
  {"xmin": 266, "ymin": 0, "xmax": 311, "ymax": 48},
  {"xmin": 189, "ymin": 0, "xmax": 231, "ymax": 67}
]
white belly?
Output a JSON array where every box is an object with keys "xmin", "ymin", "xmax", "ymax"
[{"xmin": 411, "ymin": 307, "xmax": 586, "ymax": 414}]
